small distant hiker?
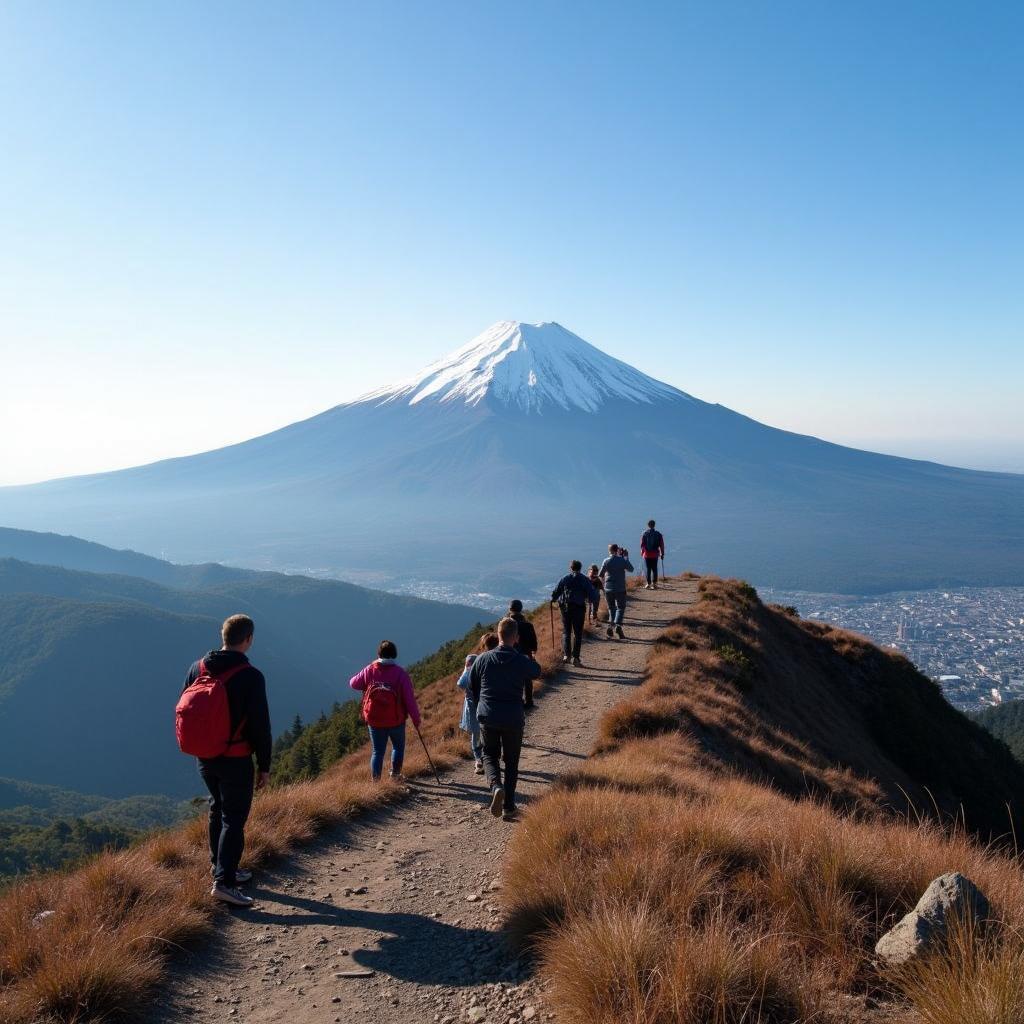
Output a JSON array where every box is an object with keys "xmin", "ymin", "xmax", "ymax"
[
  {"xmin": 508, "ymin": 599, "xmax": 539, "ymax": 709},
  {"xmin": 469, "ymin": 616, "xmax": 542, "ymax": 821},
  {"xmin": 552, "ymin": 559, "xmax": 598, "ymax": 666},
  {"xmin": 587, "ymin": 564, "xmax": 604, "ymax": 622},
  {"xmin": 350, "ymin": 640, "xmax": 421, "ymax": 782},
  {"xmin": 457, "ymin": 632, "xmax": 499, "ymax": 774},
  {"xmin": 600, "ymin": 543, "xmax": 635, "ymax": 639},
  {"xmin": 177, "ymin": 614, "xmax": 273, "ymax": 908},
  {"xmin": 641, "ymin": 520, "xmax": 666, "ymax": 589}
]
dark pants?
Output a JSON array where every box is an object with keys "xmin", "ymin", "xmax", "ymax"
[
  {"xmin": 645, "ymin": 556, "xmax": 659, "ymax": 584},
  {"xmin": 479, "ymin": 722, "xmax": 523, "ymax": 810},
  {"xmin": 561, "ymin": 603, "xmax": 587, "ymax": 659},
  {"xmin": 524, "ymin": 676, "xmax": 535, "ymax": 706},
  {"xmin": 199, "ymin": 755, "xmax": 254, "ymax": 888}
]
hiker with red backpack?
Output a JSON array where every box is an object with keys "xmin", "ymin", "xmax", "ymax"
[
  {"xmin": 350, "ymin": 640, "xmax": 421, "ymax": 781},
  {"xmin": 640, "ymin": 519, "xmax": 666, "ymax": 589},
  {"xmin": 177, "ymin": 614, "xmax": 272, "ymax": 908}
]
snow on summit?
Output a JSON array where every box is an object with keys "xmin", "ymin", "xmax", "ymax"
[{"xmin": 358, "ymin": 320, "xmax": 688, "ymax": 413}]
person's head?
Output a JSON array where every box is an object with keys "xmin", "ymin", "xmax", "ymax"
[
  {"xmin": 508, "ymin": 599, "xmax": 524, "ymax": 615},
  {"xmin": 570, "ymin": 559, "xmax": 582, "ymax": 573},
  {"xmin": 476, "ymin": 631, "xmax": 500, "ymax": 653},
  {"xmin": 608, "ymin": 543, "xmax": 619, "ymax": 555},
  {"xmin": 378, "ymin": 639, "xmax": 398, "ymax": 660},
  {"xmin": 648, "ymin": 519, "xmax": 656, "ymax": 528},
  {"xmin": 589, "ymin": 564, "xmax": 599, "ymax": 575},
  {"xmin": 221, "ymin": 614, "xmax": 255, "ymax": 652},
  {"xmin": 497, "ymin": 617, "xmax": 519, "ymax": 645}
]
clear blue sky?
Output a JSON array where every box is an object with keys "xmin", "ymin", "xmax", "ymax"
[{"xmin": 1, "ymin": 1, "xmax": 1022, "ymax": 484}]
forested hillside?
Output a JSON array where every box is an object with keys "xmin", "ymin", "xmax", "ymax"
[
  {"xmin": 0, "ymin": 536, "xmax": 487, "ymax": 799},
  {"xmin": 974, "ymin": 699, "xmax": 1024, "ymax": 764}
]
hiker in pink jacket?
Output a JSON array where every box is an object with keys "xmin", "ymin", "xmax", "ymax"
[{"xmin": 350, "ymin": 640, "xmax": 421, "ymax": 780}]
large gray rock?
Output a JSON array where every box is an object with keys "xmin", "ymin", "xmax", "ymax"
[{"xmin": 875, "ymin": 872, "xmax": 990, "ymax": 966}]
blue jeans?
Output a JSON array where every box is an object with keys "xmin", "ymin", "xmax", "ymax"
[
  {"xmin": 606, "ymin": 590, "xmax": 627, "ymax": 625},
  {"xmin": 368, "ymin": 723, "xmax": 406, "ymax": 779}
]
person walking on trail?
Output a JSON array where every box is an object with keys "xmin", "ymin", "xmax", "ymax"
[
  {"xmin": 641, "ymin": 520, "xmax": 666, "ymax": 589},
  {"xmin": 587, "ymin": 564, "xmax": 604, "ymax": 622},
  {"xmin": 350, "ymin": 640, "xmax": 421, "ymax": 782},
  {"xmin": 178, "ymin": 614, "xmax": 272, "ymax": 909},
  {"xmin": 469, "ymin": 616, "xmax": 542, "ymax": 822},
  {"xmin": 600, "ymin": 543, "xmax": 635, "ymax": 640},
  {"xmin": 552, "ymin": 559, "xmax": 598, "ymax": 667},
  {"xmin": 457, "ymin": 632, "xmax": 499, "ymax": 774},
  {"xmin": 508, "ymin": 599, "xmax": 539, "ymax": 709}
]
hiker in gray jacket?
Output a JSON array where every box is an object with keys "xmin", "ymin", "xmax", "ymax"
[
  {"xmin": 469, "ymin": 616, "xmax": 541, "ymax": 822},
  {"xmin": 599, "ymin": 543, "xmax": 634, "ymax": 640}
]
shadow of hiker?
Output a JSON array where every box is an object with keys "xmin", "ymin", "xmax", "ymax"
[{"xmin": 246, "ymin": 889, "xmax": 514, "ymax": 986}]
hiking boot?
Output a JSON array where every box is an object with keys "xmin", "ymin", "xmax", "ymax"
[
  {"xmin": 606, "ymin": 627, "xmax": 614, "ymax": 638},
  {"xmin": 616, "ymin": 625, "xmax": 625, "ymax": 639},
  {"xmin": 502, "ymin": 807, "xmax": 518, "ymax": 822},
  {"xmin": 524, "ymin": 701, "xmax": 536, "ymax": 712},
  {"xmin": 474, "ymin": 760, "xmax": 484, "ymax": 775},
  {"xmin": 211, "ymin": 866, "xmax": 252, "ymax": 885},
  {"xmin": 562, "ymin": 654, "xmax": 571, "ymax": 664},
  {"xmin": 572, "ymin": 657, "xmax": 583, "ymax": 667},
  {"xmin": 643, "ymin": 583, "xmax": 650, "ymax": 589},
  {"xmin": 211, "ymin": 884, "xmax": 255, "ymax": 908},
  {"xmin": 489, "ymin": 786, "xmax": 505, "ymax": 818}
]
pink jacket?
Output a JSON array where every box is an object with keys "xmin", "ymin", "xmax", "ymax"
[{"xmin": 349, "ymin": 660, "xmax": 421, "ymax": 728}]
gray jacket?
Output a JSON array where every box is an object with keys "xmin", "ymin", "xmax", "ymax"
[{"xmin": 599, "ymin": 554, "xmax": 634, "ymax": 593}]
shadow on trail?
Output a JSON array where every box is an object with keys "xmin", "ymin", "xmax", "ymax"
[{"xmin": 246, "ymin": 889, "xmax": 513, "ymax": 986}]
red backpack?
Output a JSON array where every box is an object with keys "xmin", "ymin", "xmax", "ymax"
[
  {"xmin": 175, "ymin": 659, "xmax": 252, "ymax": 758},
  {"xmin": 361, "ymin": 670, "xmax": 405, "ymax": 729}
]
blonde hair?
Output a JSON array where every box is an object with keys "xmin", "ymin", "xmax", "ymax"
[{"xmin": 497, "ymin": 617, "xmax": 519, "ymax": 642}]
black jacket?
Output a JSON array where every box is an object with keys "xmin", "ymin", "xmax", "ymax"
[
  {"xmin": 469, "ymin": 646, "xmax": 542, "ymax": 730},
  {"xmin": 510, "ymin": 612, "xmax": 538, "ymax": 657},
  {"xmin": 552, "ymin": 571, "xmax": 598, "ymax": 607},
  {"xmin": 183, "ymin": 650, "xmax": 273, "ymax": 772}
]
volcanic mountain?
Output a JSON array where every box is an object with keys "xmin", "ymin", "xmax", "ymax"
[{"xmin": 2, "ymin": 320, "xmax": 1023, "ymax": 594}]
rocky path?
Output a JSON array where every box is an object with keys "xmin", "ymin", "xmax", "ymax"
[{"xmin": 154, "ymin": 580, "xmax": 699, "ymax": 1024}]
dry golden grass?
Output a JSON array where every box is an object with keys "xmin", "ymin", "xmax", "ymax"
[
  {"xmin": 502, "ymin": 576, "xmax": 1024, "ymax": 1024},
  {"xmin": 0, "ymin": 605, "xmax": 565, "ymax": 1023}
]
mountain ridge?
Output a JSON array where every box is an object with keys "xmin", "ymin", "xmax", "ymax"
[{"xmin": 2, "ymin": 321, "xmax": 1022, "ymax": 595}]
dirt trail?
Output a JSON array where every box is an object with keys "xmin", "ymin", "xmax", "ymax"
[{"xmin": 154, "ymin": 580, "xmax": 699, "ymax": 1024}]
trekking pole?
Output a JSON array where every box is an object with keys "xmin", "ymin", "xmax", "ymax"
[
  {"xmin": 413, "ymin": 723, "xmax": 443, "ymax": 785},
  {"xmin": 661, "ymin": 553, "xmax": 666, "ymax": 586}
]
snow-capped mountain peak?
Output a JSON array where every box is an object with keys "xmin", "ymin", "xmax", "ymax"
[{"xmin": 356, "ymin": 320, "xmax": 689, "ymax": 414}]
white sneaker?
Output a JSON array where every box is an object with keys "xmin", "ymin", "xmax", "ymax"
[
  {"xmin": 211, "ymin": 884, "xmax": 255, "ymax": 907},
  {"xmin": 489, "ymin": 786, "xmax": 505, "ymax": 818}
]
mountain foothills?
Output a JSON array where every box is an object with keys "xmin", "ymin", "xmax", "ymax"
[
  {"xmin": 1, "ymin": 321, "xmax": 1022, "ymax": 595},
  {"xmin": 0, "ymin": 528, "xmax": 488, "ymax": 800}
]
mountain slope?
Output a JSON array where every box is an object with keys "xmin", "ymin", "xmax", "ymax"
[
  {"xmin": 2, "ymin": 321, "xmax": 1022, "ymax": 593},
  {"xmin": 974, "ymin": 699, "xmax": 1024, "ymax": 765},
  {"xmin": 0, "ymin": 544, "xmax": 488, "ymax": 798},
  {"xmin": 503, "ymin": 578, "xmax": 1024, "ymax": 1024}
]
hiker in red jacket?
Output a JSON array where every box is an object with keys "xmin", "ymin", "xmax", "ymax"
[
  {"xmin": 641, "ymin": 519, "xmax": 666, "ymax": 589},
  {"xmin": 350, "ymin": 640, "xmax": 421, "ymax": 781}
]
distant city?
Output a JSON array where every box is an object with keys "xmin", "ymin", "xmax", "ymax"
[{"xmin": 762, "ymin": 585, "xmax": 1024, "ymax": 711}]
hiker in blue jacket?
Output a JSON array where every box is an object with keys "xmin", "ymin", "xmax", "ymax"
[
  {"xmin": 469, "ymin": 617, "xmax": 542, "ymax": 821},
  {"xmin": 599, "ymin": 543, "xmax": 635, "ymax": 640},
  {"xmin": 552, "ymin": 559, "xmax": 598, "ymax": 667}
]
